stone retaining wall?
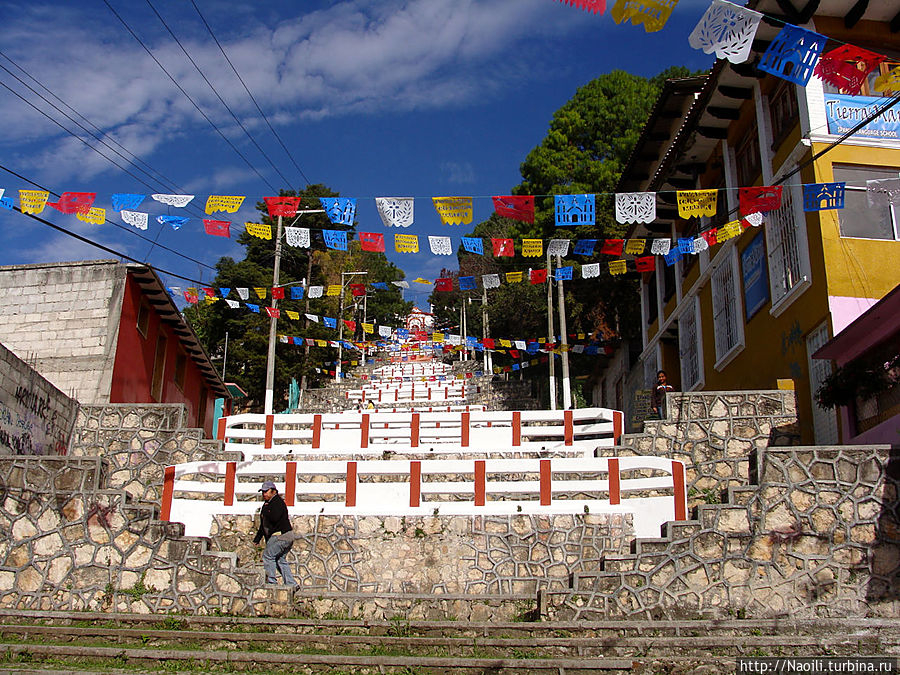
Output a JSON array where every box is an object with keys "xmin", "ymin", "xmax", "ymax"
[{"xmin": 544, "ymin": 444, "xmax": 900, "ymax": 620}]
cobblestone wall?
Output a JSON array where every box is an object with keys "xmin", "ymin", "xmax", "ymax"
[
  {"xmin": 69, "ymin": 404, "xmax": 226, "ymax": 503},
  {"xmin": 209, "ymin": 513, "xmax": 632, "ymax": 595},
  {"xmin": 545, "ymin": 444, "xmax": 899, "ymax": 620}
]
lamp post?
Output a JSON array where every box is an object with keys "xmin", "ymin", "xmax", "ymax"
[
  {"xmin": 335, "ymin": 270, "xmax": 367, "ymax": 383},
  {"xmin": 264, "ymin": 208, "xmax": 324, "ymax": 415}
]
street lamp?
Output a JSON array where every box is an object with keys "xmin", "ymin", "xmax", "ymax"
[
  {"xmin": 335, "ymin": 270, "xmax": 368, "ymax": 382},
  {"xmin": 264, "ymin": 208, "xmax": 324, "ymax": 415}
]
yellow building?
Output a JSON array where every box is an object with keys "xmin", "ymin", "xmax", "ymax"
[{"xmin": 612, "ymin": 0, "xmax": 900, "ymax": 444}]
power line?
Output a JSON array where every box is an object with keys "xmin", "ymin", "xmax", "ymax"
[
  {"xmin": 189, "ymin": 0, "xmax": 312, "ymax": 189},
  {"xmin": 101, "ymin": 0, "xmax": 279, "ymax": 194},
  {"xmin": 0, "ymin": 49, "xmax": 185, "ymax": 196},
  {"xmin": 0, "ymin": 162, "xmax": 217, "ymax": 273},
  {"xmin": 144, "ymin": 0, "xmax": 295, "ymax": 190},
  {"xmin": 7, "ymin": 203, "xmax": 204, "ymax": 285}
]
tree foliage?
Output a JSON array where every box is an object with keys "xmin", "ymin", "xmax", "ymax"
[
  {"xmin": 432, "ymin": 67, "xmax": 704, "ymax": 375},
  {"xmin": 184, "ymin": 184, "xmax": 410, "ymax": 410}
]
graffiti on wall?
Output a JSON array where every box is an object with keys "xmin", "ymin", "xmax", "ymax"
[{"xmin": 0, "ymin": 383, "xmax": 73, "ymax": 456}]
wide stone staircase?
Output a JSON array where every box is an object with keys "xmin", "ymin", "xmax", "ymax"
[{"xmin": 0, "ymin": 388, "xmax": 897, "ymax": 671}]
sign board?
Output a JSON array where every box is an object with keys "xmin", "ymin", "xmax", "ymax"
[
  {"xmin": 741, "ymin": 233, "xmax": 769, "ymax": 321},
  {"xmin": 824, "ymin": 93, "xmax": 900, "ymax": 140},
  {"xmin": 629, "ymin": 388, "xmax": 654, "ymax": 432}
]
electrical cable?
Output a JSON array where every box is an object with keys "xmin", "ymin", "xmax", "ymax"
[
  {"xmin": 0, "ymin": 162, "xmax": 217, "ymax": 273},
  {"xmin": 0, "ymin": 49, "xmax": 185, "ymax": 196},
  {"xmin": 144, "ymin": 0, "xmax": 295, "ymax": 190},
  {"xmin": 101, "ymin": 0, "xmax": 279, "ymax": 194},
  {"xmin": 7, "ymin": 204, "xmax": 204, "ymax": 285},
  {"xmin": 189, "ymin": 0, "xmax": 313, "ymax": 190}
]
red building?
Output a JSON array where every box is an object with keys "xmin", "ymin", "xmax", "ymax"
[{"xmin": 0, "ymin": 260, "xmax": 228, "ymax": 437}]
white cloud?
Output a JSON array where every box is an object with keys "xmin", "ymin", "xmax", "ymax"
[{"xmin": 440, "ymin": 161, "xmax": 476, "ymax": 184}]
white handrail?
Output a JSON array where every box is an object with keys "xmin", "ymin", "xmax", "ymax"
[{"xmin": 160, "ymin": 455, "xmax": 687, "ymax": 538}]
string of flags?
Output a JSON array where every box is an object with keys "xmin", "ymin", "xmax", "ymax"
[{"xmin": 4, "ymin": 178, "xmax": 876, "ymax": 265}]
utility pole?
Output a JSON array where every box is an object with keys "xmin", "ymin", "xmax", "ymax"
[
  {"xmin": 481, "ymin": 286, "xmax": 492, "ymax": 375},
  {"xmin": 336, "ymin": 271, "xmax": 367, "ymax": 382},
  {"xmin": 546, "ymin": 249, "xmax": 557, "ymax": 410},
  {"xmin": 264, "ymin": 209, "xmax": 323, "ymax": 414},
  {"xmin": 557, "ymin": 254, "xmax": 572, "ymax": 409}
]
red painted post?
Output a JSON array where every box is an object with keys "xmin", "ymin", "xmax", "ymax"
[
  {"xmin": 564, "ymin": 409, "xmax": 574, "ymax": 446},
  {"xmin": 474, "ymin": 460, "xmax": 485, "ymax": 506},
  {"xmin": 672, "ymin": 460, "xmax": 687, "ymax": 521},
  {"xmin": 224, "ymin": 462, "xmax": 236, "ymax": 507},
  {"xmin": 216, "ymin": 417, "xmax": 227, "ymax": 441},
  {"xmin": 312, "ymin": 414, "xmax": 322, "ymax": 449},
  {"xmin": 512, "ymin": 412, "xmax": 521, "ymax": 447},
  {"xmin": 160, "ymin": 465, "xmax": 175, "ymax": 521},
  {"xmin": 539, "ymin": 459, "xmax": 551, "ymax": 506},
  {"xmin": 346, "ymin": 461, "xmax": 357, "ymax": 507},
  {"xmin": 409, "ymin": 461, "xmax": 421, "ymax": 507},
  {"xmin": 613, "ymin": 410, "xmax": 624, "ymax": 445},
  {"xmin": 360, "ymin": 413, "xmax": 370, "ymax": 449},
  {"xmin": 264, "ymin": 415, "xmax": 275, "ymax": 449},
  {"xmin": 608, "ymin": 458, "xmax": 620, "ymax": 505},
  {"xmin": 461, "ymin": 412, "xmax": 470, "ymax": 447},
  {"xmin": 285, "ymin": 462, "xmax": 296, "ymax": 506},
  {"xmin": 411, "ymin": 413, "xmax": 420, "ymax": 447}
]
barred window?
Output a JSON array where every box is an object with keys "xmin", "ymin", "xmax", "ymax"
[
  {"xmin": 765, "ymin": 184, "xmax": 808, "ymax": 307},
  {"xmin": 711, "ymin": 247, "xmax": 743, "ymax": 365},
  {"xmin": 678, "ymin": 298, "xmax": 703, "ymax": 391}
]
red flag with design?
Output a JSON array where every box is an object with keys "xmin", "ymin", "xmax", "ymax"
[
  {"xmin": 359, "ymin": 232, "xmax": 385, "ymax": 252},
  {"xmin": 483, "ymin": 338, "xmax": 495, "ymax": 349},
  {"xmin": 739, "ymin": 186, "xmax": 782, "ymax": 216},
  {"xmin": 184, "ymin": 290, "xmax": 198, "ymax": 304},
  {"xmin": 492, "ymin": 238, "xmax": 514, "ymax": 257},
  {"xmin": 492, "ymin": 195, "xmax": 535, "ymax": 223},
  {"xmin": 48, "ymin": 192, "xmax": 96, "ymax": 214},
  {"xmin": 265, "ymin": 307, "xmax": 280, "ymax": 318},
  {"xmin": 271, "ymin": 287, "xmax": 285, "ymax": 300},
  {"xmin": 530, "ymin": 268, "xmax": 548, "ymax": 284},
  {"xmin": 435, "ymin": 278, "xmax": 453, "ymax": 292},
  {"xmin": 634, "ymin": 256, "xmax": 655, "ymax": 272},
  {"xmin": 204, "ymin": 219, "xmax": 231, "ymax": 237},
  {"xmin": 600, "ymin": 239, "xmax": 624, "ymax": 255},
  {"xmin": 264, "ymin": 196, "xmax": 301, "ymax": 218},
  {"xmin": 814, "ymin": 44, "xmax": 885, "ymax": 95},
  {"xmin": 702, "ymin": 229, "xmax": 718, "ymax": 247},
  {"xmin": 203, "ymin": 287, "xmax": 215, "ymax": 297},
  {"xmin": 344, "ymin": 320, "xmax": 356, "ymax": 332},
  {"xmin": 555, "ymin": 0, "xmax": 606, "ymax": 14},
  {"xmin": 350, "ymin": 283, "xmax": 366, "ymax": 297}
]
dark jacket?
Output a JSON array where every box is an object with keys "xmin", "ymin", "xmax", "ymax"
[{"xmin": 253, "ymin": 493, "xmax": 292, "ymax": 544}]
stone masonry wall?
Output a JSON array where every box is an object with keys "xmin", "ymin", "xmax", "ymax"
[
  {"xmin": 544, "ymin": 444, "xmax": 899, "ymax": 621},
  {"xmin": 0, "ymin": 342, "xmax": 79, "ymax": 456},
  {"xmin": 209, "ymin": 512, "xmax": 632, "ymax": 595},
  {"xmin": 0, "ymin": 260, "xmax": 126, "ymax": 404}
]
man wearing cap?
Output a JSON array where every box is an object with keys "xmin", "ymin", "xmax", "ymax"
[{"xmin": 253, "ymin": 481, "xmax": 296, "ymax": 586}]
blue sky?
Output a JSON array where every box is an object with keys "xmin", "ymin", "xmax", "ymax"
[{"xmin": 0, "ymin": 0, "xmax": 713, "ymax": 308}]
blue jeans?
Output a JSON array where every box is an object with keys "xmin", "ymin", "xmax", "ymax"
[{"xmin": 262, "ymin": 533, "xmax": 296, "ymax": 585}]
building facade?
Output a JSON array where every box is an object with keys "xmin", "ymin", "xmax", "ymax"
[
  {"xmin": 0, "ymin": 260, "xmax": 227, "ymax": 436},
  {"xmin": 611, "ymin": 1, "xmax": 900, "ymax": 443}
]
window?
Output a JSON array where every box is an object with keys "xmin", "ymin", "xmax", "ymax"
[
  {"xmin": 151, "ymin": 335, "xmax": 167, "ymax": 401},
  {"xmin": 646, "ymin": 273, "xmax": 658, "ymax": 327},
  {"xmin": 765, "ymin": 184, "xmax": 809, "ymax": 309},
  {"xmin": 197, "ymin": 385, "xmax": 208, "ymax": 432},
  {"xmin": 678, "ymin": 298, "xmax": 703, "ymax": 391},
  {"xmin": 136, "ymin": 299, "xmax": 150, "ymax": 338},
  {"xmin": 833, "ymin": 164, "xmax": 900, "ymax": 241},
  {"xmin": 769, "ymin": 80, "xmax": 799, "ymax": 148},
  {"xmin": 806, "ymin": 323, "xmax": 838, "ymax": 445},
  {"xmin": 174, "ymin": 349, "xmax": 187, "ymax": 390},
  {"xmin": 735, "ymin": 123, "xmax": 761, "ymax": 186},
  {"xmin": 711, "ymin": 247, "xmax": 744, "ymax": 367}
]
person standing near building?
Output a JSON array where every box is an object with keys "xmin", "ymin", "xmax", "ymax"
[
  {"xmin": 253, "ymin": 481, "xmax": 296, "ymax": 586},
  {"xmin": 651, "ymin": 370, "xmax": 675, "ymax": 419}
]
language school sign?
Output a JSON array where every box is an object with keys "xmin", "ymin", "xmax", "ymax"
[{"xmin": 825, "ymin": 94, "xmax": 900, "ymax": 139}]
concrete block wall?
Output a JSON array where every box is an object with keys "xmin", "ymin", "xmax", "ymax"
[
  {"xmin": 0, "ymin": 260, "xmax": 126, "ymax": 404},
  {"xmin": 0, "ymin": 341, "xmax": 79, "ymax": 456}
]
